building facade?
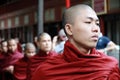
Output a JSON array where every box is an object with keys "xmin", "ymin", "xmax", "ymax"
[{"xmin": 0, "ymin": 0, "xmax": 120, "ymax": 45}]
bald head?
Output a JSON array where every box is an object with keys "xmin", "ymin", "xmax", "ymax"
[
  {"xmin": 37, "ymin": 32, "xmax": 52, "ymax": 52},
  {"xmin": 24, "ymin": 43, "xmax": 36, "ymax": 51},
  {"xmin": 62, "ymin": 4, "xmax": 100, "ymax": 52},
  {"xmin": 62, "ymin": 4, "xmax": 96, "ymax": 27},
  {"xmin": 37, "ymin": 32, "xmax": 51, "ymax": 41},
  {"xmin": 24, "ymin": 43, "xmax": 36, "ymax": 57}
]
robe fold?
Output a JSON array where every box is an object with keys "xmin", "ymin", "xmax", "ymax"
[
  {"xmin": 0, "ymin": 50, "xmax": 23, "ymax": 80},
  {"xmin": 13, "ymin": 50, "xmax": 57, "ymax": 80},
  {"xmin": 32, "ymin": 40, "xmax": 120, "ymax": 80}
]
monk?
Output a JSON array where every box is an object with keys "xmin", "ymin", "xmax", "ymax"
[
  {"xmin": 0, "ymin": 40, "xmax": 8, "ymax": 73},
  {"xmin": 36, "ymin": 32, "xmax": 57, "ymax": 57},
  {"xmin": 0, "ymin": 40, "xmax": 8, "ymax": 55},
  {"xmin": 14, "ymin": 37, "xmax": 23, "ymax": 53},
  {"xmin": 14, "ymin": 43, "xmax": 37, "ymax": 80},
  {"xmin": 14, "ymin": 32, "xmax": 57, "ymax": 80},
  {"xmin": 0, "ymin": 39, "xmax": 23, "ymax": 80},
  {"xmin": 32, "ymin": 4, "xmax": 120, "ymax": 80}
]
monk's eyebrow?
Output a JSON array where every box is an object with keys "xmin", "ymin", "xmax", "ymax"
[{"xmin": 86, "ymin": 17, "xmax": 99, "ymax": 22}]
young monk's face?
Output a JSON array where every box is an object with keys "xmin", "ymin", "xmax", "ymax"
[
  {"xmin": 25, "ymin": 48, "xmax": 36, "ymax": 58},
  {"xmin": 8, "ymin": 39, "xmax": 17, "ymax": 52}
]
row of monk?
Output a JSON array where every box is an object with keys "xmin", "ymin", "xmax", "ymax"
[
  {"xmin": 0, "ymin": 4, "xmax": 120, "ymax": 80},
  {"xmin": 0, "ymin": 32, "xmax": 59, "ymax": 80}
]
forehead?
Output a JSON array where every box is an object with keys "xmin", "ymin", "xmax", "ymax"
[
  {"xmin": 2, "ymin": 41, "xmax": 7, "ymax": 45},
  {"xmin": 26, "ymin": 48, "xmax": 36, "ymax": 51},
  {"xmin": 8, "ymin": 40, "xmax": 16, "ymax": 45},
  {"xmin": 76, "ymin": 8, "xmax": 98, "ymax": 20},
  {"xmin": 40, "ymin": 35, "xmax": 51, "ymax": 40}
]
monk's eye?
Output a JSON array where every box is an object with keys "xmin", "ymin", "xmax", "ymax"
[
  {"xmin": 96, "ymin": 23, "xmax": 100, "ymax": 26},
  {"xmin": 85, "ymin": 22, "xmax": 91, "ymax": 24}
]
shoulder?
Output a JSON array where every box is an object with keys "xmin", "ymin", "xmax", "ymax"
[
  {"xmin": 43, "ymin": 54, "xmax": 65, "ymax": 65},
  {"xmin": 0, "ymin": 53, "xmax": 4, "ymax": 59},
  {"xmin": 32, "ymin": 55, "xmax": 65, "ymax": 80},
  {"xmin": 14, "ymin": 51, "xmax": 24, "ymax": 58},
  {"xmin": 36, "ymin": 54, "xmax": 65, "ymax": 71},
  {"xmin": 48, "ymin": 51, "xmax": 59, "ymax": 56},
  {"xmin": 31, "ymin": 54, "xmax": 47, "ymax": 64},
  {"xmin": 14, "ymin": 57, "xmax": 26, "ymax": 66},
  {"xmin": 96, "ymin": 50, "xmax": 118, "ymax": 64}
]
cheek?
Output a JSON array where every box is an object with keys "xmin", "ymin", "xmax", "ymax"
[
  {"xmin": 48, "ymin": 42, "xmax": 52, "ymax": 46},
  {"xmin": 72, "ymin": 26, "xmax": 90, "ymax": 40},
  {"xmin": 13, "ymin": 46, "xmax": 16, "ymax": 50},
  {"xmin": 39, "ymin": 43, "xmax": 44, "ymax": 47},
  {"xmin": 41, "ymin": 43, "xmax": 48, "ymax": 49},
  {"xmin": 72, "ymin": 26, "xmax": 83, "ymax": 36}
]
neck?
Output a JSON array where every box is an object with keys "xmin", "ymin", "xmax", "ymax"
[
  {"xmin": 86, "ymin": 50, "xmax": 91, "ymax": 54},
  {"xmin": 70, "ymin": 40, "xmax": 91, "ymax": 54}
]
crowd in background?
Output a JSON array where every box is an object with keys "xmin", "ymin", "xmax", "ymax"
[
  {"xmin": 0, "ymin": 28, "xmax": 67, "ymax": 80},
  {"xmin": 0, "ymin": 28, "xmax": 119, "ymax": 80}
]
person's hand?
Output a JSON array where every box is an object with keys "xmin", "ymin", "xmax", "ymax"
[
  {"xmin": 5, "ymin": 65, "xmax": 14, "ymax": 74},
  {"xmin": 53, "ymin": 36, "xmax": 58, "ymax": 43},
  {"xmin": 97, "ymin": 48, "xmax": 107, "ymax": 54}
]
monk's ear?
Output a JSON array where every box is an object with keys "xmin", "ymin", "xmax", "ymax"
[
  {"xmin": 36, "ymin": 41, "xmax": 39, "ymax": 48},
  {"xmin": 65, "ymin": 24, "xmax": 72, "ymax": 36}
]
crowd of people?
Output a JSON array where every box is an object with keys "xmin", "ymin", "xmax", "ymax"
[
  {"xmin": 0, "ymin": 4, "xmax": 120, "ymax": 80},
  {"xmin": 0, "ymin": 32, "xmax": 58, "ymax": 80}
]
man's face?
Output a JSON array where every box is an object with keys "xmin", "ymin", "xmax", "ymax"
[
  {"xmin": 8, "ymin": 40, "xmax": 17, "ymax": 52},
  {"xmin": 37, "ymin": 35, "xmax": 52, "ymax": 52},
  {"xmin": 68, "ymin": 8, "xmax": 100, "ymax": 49},
  {"xmin": 1, "ymin": 41, "xmax": 8, "ymax": 53}
]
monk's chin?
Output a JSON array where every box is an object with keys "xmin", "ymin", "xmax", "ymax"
[{"xmin": 89, "ymin": 44, "xmax": 97, "ymax": 48}]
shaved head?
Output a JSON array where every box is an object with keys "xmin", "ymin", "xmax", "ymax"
[
  {"xmin": 37, "ymin": 32, "xmax": 52, "ymax": 52},
  {"xmin": 62, "ymin": 4, "xmax": 95, "ymax": 27},
  {"xmin": 62, "ymin": 4, "xmax": 98, "ymax": 37},
  {"xmin": 24, "ymin": 43, "xmax": 36, "ymax": 57},
  {"xmin": 61, "ymin": 4, "xmax": 100, "ymax": 52},
  {"xmin": 24, "ymin": 43, "xmax": 36, "ymax": 51},
  {"xmin": 37, "ymin": 32, "xmax": 51, "ymax": 41}
]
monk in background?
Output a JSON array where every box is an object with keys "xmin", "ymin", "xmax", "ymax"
[
  {"xmin": 14, "ymin": 32, "xmax": 57, "ymax": 80},
  {"xmin": 0, "ymin": 40, "xmax": 8, "ymax": 80},
  {"xmin": 0, "ymin": 39, "xmax": 23, "ymax": 80},
  {"xmin": 36, "ymin": 32, "xmax": 57, "ymax": 57},
  {"xmin": 32, "ymin": 4, "xmax": 120, "ymax": 80},
  {"xmin": 14, "ymin": 43, "xmax": 36, "ymax": 80}
]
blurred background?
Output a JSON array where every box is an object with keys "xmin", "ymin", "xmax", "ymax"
[{"xmin": 0, "ymin": 0, "xmax": 119, "ymax": 43}]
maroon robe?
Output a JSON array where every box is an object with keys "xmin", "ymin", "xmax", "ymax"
[
  {"xmin": 32, "ymin": 40, "xmax": 120, "ymax": 80},
  {"xmin": 14, "ymin": 50, "xmax": 57, "ymax": 80},
  {"xmin": 17, "ymin": 43, "xmax": 23, "ymax": 53},
  {"xmin": 0, "ymin": 50, "xmax": 23, "ymax": 80}
]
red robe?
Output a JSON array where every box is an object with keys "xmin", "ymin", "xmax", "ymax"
[
  {"xmin": 0, "ymin": 50, "xmax": 23, "ymax": 80},
  {"xmin": 17, "ymin": 43, "xmax": 23, "ymax": 53},
  {"xmin": 14, "ymin": 50, "xmax": 57, "ymax": 80},
  {"xmin": 32, "ymin": 40, "xmax": 120, "ymax": 80}
]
